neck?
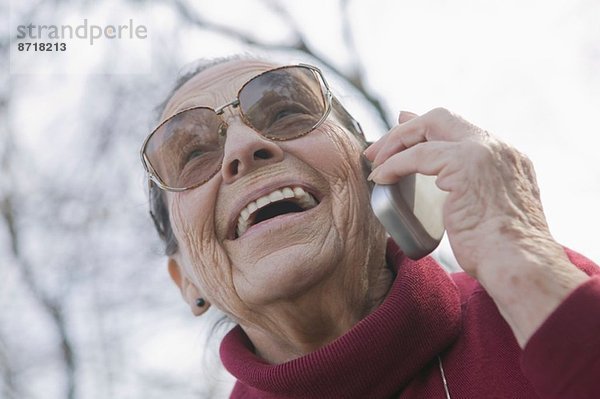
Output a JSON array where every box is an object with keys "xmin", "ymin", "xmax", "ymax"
[
  {"xmin": 240, "ymin": 249, "xmax": 393, "ymax": 364},
  {"xmin": 220, "ymin": 243, "xmax": 463, "ymax": 398}
]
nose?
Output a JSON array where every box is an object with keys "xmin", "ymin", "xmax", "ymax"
[{"xmin": 221, "ymin": 121, "xmax": 285, "ymax": 183}]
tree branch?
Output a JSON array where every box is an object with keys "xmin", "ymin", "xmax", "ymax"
[
  {"xmin": 340, "ymin": 0, "xmax": 391, "ymax": 129},
  {"xmin": 0, "ymin": 334, "xmax": 19, "ymax": 399},
  {"xmin": 168, "ymin": 0, "xmax": 392, "ymax": 129},
  {"xmin": 0, "ymin": 106, "xmax": 77, "ymax": 399}
]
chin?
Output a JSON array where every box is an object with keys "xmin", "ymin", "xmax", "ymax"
[{"xmin": 231, "ymin": 234, "xmax": 342, "ymax": 304}]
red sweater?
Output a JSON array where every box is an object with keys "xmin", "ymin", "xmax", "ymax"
[{"xmin": 220, "ymin": 241, "xmax": 600, "ymax": 398}]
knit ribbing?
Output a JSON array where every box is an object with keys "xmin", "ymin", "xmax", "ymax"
[{"xmin": 220, "ymin": 241, "xmax": 462, "ymax": 398}]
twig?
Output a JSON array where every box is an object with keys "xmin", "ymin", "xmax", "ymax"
[{"xmin": 169, "ymin": 0, "xmax": 392, "ymax": 129}]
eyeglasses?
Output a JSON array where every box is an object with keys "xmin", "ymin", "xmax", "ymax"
[{"xmin": 140, "ymin": 64, "xmax": 338, "ymax": 192}]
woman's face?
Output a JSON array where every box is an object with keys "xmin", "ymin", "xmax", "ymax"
[{"xmin": 163, "ymin": 59, "xmax": 385, "ymax": 323}]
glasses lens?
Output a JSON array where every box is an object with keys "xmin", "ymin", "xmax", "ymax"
[
  {"xmin": 145, "ymin": 108, "xmax": 225, "ymax": 189},
  {"xmin": 239, "ymin": 66, "xmax": 327, "ymax": 139}
]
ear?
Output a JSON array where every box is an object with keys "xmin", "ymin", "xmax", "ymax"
[{"xmin": 168, "ymin": 258, "xmax": 210, "ymax": 316}]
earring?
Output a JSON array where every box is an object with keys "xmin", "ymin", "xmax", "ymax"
[{"xmin": 195, "ymin": 298, "xmax": 206, "ymax": 307}]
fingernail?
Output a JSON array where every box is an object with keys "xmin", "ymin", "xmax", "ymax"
[
  {"xmin": 367, "ymin": 169, "xmax": 378, "ymax": 181},
  {"xmin": 371, "ymin": 157, "xmax": 380, "ymax": 168},
  {"xmin": 397, "ymin": 111, "xmax": 405, "ymax": 124}
]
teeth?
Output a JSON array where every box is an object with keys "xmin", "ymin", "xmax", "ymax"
[
  {"xmin": 293, "ymin": 187, "xmax": 305, "ymax": 197},
  {"xmin": 269, "ymin": 191, "xmax": 284, "ymax": 202},
  {"xmin": 248, "ymin": 202, "xmax": 257, "ymax": 214},
  {"xmin": 256, "ymin": 196, "xmax": 269, "ymax": 208},
  {"xmin": 282, "ymin": 187, "xmax": 294, "ymax": 198},
  {"xmin": 235, "ymin": 186, "xmax": 318, "ymax": 238},
  {"xmin": 299, "ymin": 194, "xmax": 317, "ymax": 209}
]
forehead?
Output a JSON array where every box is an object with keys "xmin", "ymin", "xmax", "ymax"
[{"xmin": 161, "ymin": 59, "xmax": 279, "ymax": 121}]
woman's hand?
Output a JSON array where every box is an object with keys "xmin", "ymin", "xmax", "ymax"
[
  {"xmin": 364, "ymin": 108, "xmax": 589, "ymax": 346},
  {"xmin": 365, "ymin": 107, "xmax": 545, "ymax": 278}
]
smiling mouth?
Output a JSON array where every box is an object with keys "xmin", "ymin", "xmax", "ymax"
[{"xmin": 235, "ymin": 186, "xmax": 319, "ymax": 239}]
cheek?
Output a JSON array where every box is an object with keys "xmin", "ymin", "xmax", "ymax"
[
  {"xmin": 169, "ymin": 189, "xmax": 235, "ymax": 308},
  {"xmin": 299, "ymin": 124, "xmax": 366, "ymax": 182},
  {"xmin": 170, "ymin": 192, "xmax": 215, "ymax": 261},
  {"xmin": 300, "ymin": 125, "xmax": 373, "ymax": 233},
  {"xmin": 320, "ymin": 124, "xmax": 369, "ymax": 198}
]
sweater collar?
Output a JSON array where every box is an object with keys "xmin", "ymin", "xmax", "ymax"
[{"xmin": 220, "ymin": 240, "xmax": 462, "ymax": 398}]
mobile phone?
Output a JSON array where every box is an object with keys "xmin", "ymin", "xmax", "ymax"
[{"xmin": 370, "ymin": 174, "xmax": 447, "ymax": 259}]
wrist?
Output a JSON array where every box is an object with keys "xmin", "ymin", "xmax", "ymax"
[{"xmin": 476, "ymin": 239, "xmax": 589, "ymax": 346}]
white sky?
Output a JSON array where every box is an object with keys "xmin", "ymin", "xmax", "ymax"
[
  {"xmin": 147, "ymin": 1, "xmax": 600, "ymax": 389},
  {"xmin": 175, "ymin": 0, "xmax": 600, "ymax": 262},
  {"xmin": 6, "ymin": 1, "xmax": 600, "ymax": 397},
  {"xmin": 312, "ymin": 0, "xmax": 600, "ymax": 263},
  {"xmin": 9, "ymin": 2, "xmax": 599, "ymax": 257},
  {"xmin": 349, "ymin": 0, "xmax": 600, "ymax": 264}
]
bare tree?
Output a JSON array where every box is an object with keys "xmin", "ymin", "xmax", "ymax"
[
  {"xmin": 165, "ymin": 0, "xmax": 392, "ymax": 129},
  {"xmin": 0, "ymin": 1, "xmax": 402, "ymax": 398}
]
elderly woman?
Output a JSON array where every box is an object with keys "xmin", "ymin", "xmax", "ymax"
[{"xmin": 140, "ymin": 57, "xmax": 600, "ymax": 398}]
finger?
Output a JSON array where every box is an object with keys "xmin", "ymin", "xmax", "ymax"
[
  {"xmin": 364, "ymin": 131, "xmax": 389, "ymax": 161},
  {"xmin": 372, "ymin": 108, "xmax": 485, "ymax": 167},
  {"xmin": 398, "ymin": 110, "xmax": 418, "ymax": 124},
  {"xmin": 371, "ymin": 117, "xmax": 430, "ymax": 167},
  {"xmin": 364, "ymin": 111, "xmax": 419, "ymax": 160},
  {"xmin": 420, "ymin": 107, "xmax": 485, "ymax": 142},
  {"xmin": 364, "ymin": 130, "xmax": 394, "ymax": 161},
  {"xmin": 368, "ymin": 141, "xmax": 453, "ymax": 184}
]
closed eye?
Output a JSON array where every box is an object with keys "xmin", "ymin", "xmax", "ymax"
[{"xmin": 185, "ymin": 149, "xmax": 204, "ymax": 164}]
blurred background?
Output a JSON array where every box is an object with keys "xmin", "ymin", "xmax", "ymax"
[{"xmin": 2, "ymin": 0, "xmax": 599, "ymax": 398}]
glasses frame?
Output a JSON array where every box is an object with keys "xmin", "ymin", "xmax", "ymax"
[{"xmin": 140, "ymin": 63, "xmax": 334, "ymax": 193}]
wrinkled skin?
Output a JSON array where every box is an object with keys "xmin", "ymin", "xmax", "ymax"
[
  {"xmin": 162, "ymin": 60, "xmax": 391, "ymax": 363},
  {"xmin": 366, "ymin": 109, "xmax": 589, "ymax": 346},
  {"xmin": 161, "ymin": 59, "xmax": 589, "ymax": 364}
]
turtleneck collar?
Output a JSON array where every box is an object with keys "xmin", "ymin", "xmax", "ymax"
[{"xmin": 220, "ymin": 240, "xmax": 462, "ymax": 398}]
